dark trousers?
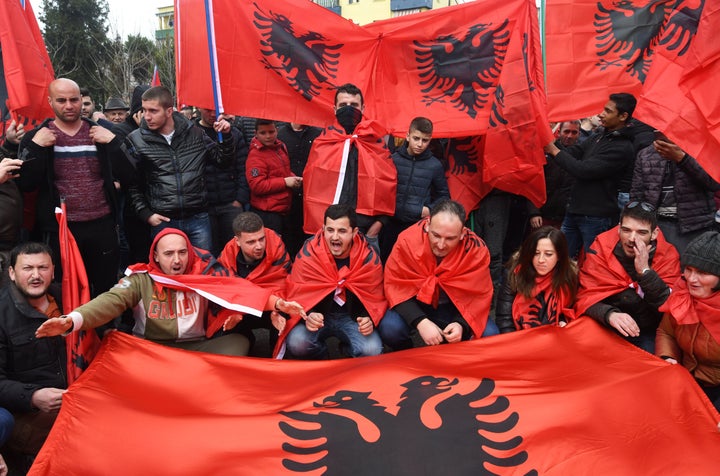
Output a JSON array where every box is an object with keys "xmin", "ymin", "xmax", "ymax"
[
  {"xmin": 209, "ymin": 202, "xmax": 245, "ymax": 256},
  {"xmin": 48, "ymin": 214, "xmax": 119, "ymax": 297},
  {"xmin": 250, "ymin": 208, "xmax": 285, "ymax": 235}
]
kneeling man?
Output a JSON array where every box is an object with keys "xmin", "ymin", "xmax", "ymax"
[
  {"xmin": 280, "ymin": 204, "xmax": 386, "ymax": 359},
  {"xmin": 575, "ymin": 202, "xmax": 680, "ymax": 353},
  {"xmin": 380, "ymin": 199, "xmax": 497, "ymax": 349},
  {"xmin": 37, "ymin": 229, "xmax": 302, "ymax": 356},
  {"xmin": 213, "ymin": 212, "xmax": 291, "ymax": 354}
]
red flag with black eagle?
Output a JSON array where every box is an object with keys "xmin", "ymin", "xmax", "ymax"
[
  {"xmin": 175, "ymin": 0, "xmax": 548, "ymax": 138},
  {"xmin": 55, "ymin": 202, "xmax": 100, "ymax": 384},
  {"xmin": 29, "ymin": 318, "xmax": 720, "ymax": 475},
  {"xmin": 544, "ymin": 0, "xmax": 705, "ymax": 121},
  {"xmin": 633, "ymin": 0, "xmax": 720, "ymax": 181},
  {"xmin": 483, "ymin": 3, "xmax": 551, "ymax": 208},
  {"xmin": 447, "ymin": 6, "xmax": 552, "ymax": 210},
  {"xmin": 544, "ymin": 0, "xmax": 720, "ymax": 182},
  {"xmin": 0, "ymin": 0, "xmax": 55, "ymax": 124},
  {"xmin": 176, "ymin": 0, "xmax": 548, "ymax": 209},
  {"xmin": 444, "ymin": 136, "xmax": 491, "ymax": 213}
]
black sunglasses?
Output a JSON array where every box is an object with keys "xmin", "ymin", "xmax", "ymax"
[{"xmin": 626, "ymin": 201, "xmax": 656, "ymax": 212}]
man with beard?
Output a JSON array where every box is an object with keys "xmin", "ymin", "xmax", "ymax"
[
  {"xmin": 279, "ymin": 204, "xmax": 387, "ymax": 359},
  {"xmin": 17, "ymin": 78, "xmax": 134, "ymax": 298},
  {"xmin": 0, "ymin": 243, "xmax": 66, "ymax": 467},
  {"xmin": 36, "ymin": 229, "xmax": 304, "ymax": 357},
  {"xmin": 575, "ymin": 202, "xmax": 680, "ymax": 353}
]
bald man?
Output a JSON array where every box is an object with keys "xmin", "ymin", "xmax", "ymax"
[{"xmin": 17, "ymin": 78, "xmax": 135, "ymax": 301}]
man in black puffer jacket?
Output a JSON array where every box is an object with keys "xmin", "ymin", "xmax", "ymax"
[
  {"xmin": 124, "ymin": 86, "xmax": 235, "ymax": 252},
  {"xmin": 381, "ymin": 117, "xmax": 449, "ymax": 260}
]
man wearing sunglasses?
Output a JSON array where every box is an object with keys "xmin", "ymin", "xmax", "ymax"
[{"xmin": 575, "ymin": 202, "xmax": 680, "ymax": 353}]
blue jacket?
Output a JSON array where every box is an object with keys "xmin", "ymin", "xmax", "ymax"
[{"xmin": 392, "ymin": 144, "xmax": 449, "ymax": 223}]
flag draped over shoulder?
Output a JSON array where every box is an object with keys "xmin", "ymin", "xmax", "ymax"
[
  {"xmin": 29, "ymin": 318, "xmax": 720, "ymax": 475},
  {"xmin": 175, "ymin": 0, "xmax": 548, "ymax": 138},
  {"xmin": 574, "ymin": 225, "xmax": 680, "ymax": 317},
  {"xmin": 54, "ymin": 203, "xmax": 100, "ymax": 385},
  {"xmin": 302, "ymin": 120, "xmax": 396, "ymax": 233},
  {"xmin": 0, "ymin": 0, "xmax": 55, "ymax": 123}
]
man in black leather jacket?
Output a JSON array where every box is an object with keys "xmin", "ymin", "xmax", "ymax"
[
  {"xmin": 0, "ymin": 242, "xmax": 66, "ymax": 464},
  {"xmin": 124, "ymin": 86, "xmax": 235, "ymax": 252}
]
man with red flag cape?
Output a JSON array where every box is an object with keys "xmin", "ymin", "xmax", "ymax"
[
  {"xmin": 212, "ymin": 212, "xmax": 291, "ymax": 354},
  {"xmin": 380, "ymin": 199, "xmax": 496, "ymax": 350},
  {"xmin": 302, "ymin": 83, "xmax": 396, "ymax": 251},
  {"xmin": 576, "ymin": 202, "xmax": 680, "ymax": 353},
  {"xmin": 36, "ymin": 229, "xmax": 304, "ymax": 356},
  {"xmin": 278, "ymin": 204, "xmax": 387, "ymax": 359}
]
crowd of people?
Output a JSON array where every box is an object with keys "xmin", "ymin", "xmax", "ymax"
[{"xmin": 1, "ymin": 78, "xmax": 720, "ymax": 472}]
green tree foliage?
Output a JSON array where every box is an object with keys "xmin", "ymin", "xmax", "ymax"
[
  {"xmin": 41, "ymin": 0, "xmax": 111, "ymax": 103},
  {"xmin": 102, "ymin": 34, "xmax": 156, "ymax": 101},
  {"xmin": 154, "ymin": 37, "xmax": 176, "ymax": 99},
  {"xmin": 41, "ymin": 1, "xmax": 180, "ymax": 107},
  {"xmin": 127, "ymin": 35, "xmax": 156, "ymax": 86}
]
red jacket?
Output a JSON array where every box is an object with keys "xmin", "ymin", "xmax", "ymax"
[{"xmin": 246, "ymin": 137, "xmax": 292, "ymax": 213}]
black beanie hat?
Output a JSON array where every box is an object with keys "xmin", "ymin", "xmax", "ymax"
[
  {"xmin": 130, "ymin": 85, "xmax": 151, "ymax": 115},
  {"xmin": 682, "ymin": 231, "xmax": 720, "ymax": 276}
]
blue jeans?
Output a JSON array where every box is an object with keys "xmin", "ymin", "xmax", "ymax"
[
  {"xmin": 0, "ymin": 407, "xmax": 13, "ymax": 447},
  {"xmin": 617, "ymin": 192, "xmax": 630, "ymax": 211},
  {"xmin": 377, "ymin": 308, "xmax": 498, "ymax": 350},
  {"xmin": 561, "ymin": 213, "xmax": 613, "ymax": 258},
  {"xmin": 151, "ymin": 212, "xmax": 213, "ymax": 252},
  {"xmin": 285, "ymin": 312, "xmax": 383, "ymax": 359},
  {"xmin": 626, "ymin": 333, "xmax": 655, "ymax": 354},
  {"xmin": 377, "ymin": 309, "xmax": 414, "ymax": 350}
]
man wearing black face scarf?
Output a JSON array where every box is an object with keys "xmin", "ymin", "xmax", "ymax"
[{"xmin": 302, "ymin": 83, "xmax": 396, "ymax": 255}]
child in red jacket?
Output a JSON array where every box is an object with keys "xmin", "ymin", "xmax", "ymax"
[{"xmin": 245, "ymin": 119, "xmax": 302, "ymax": 233}]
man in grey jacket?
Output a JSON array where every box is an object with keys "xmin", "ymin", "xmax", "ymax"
[{"xmin": 630, "ymin": 137, "xmax": 720, "ymax": 254}]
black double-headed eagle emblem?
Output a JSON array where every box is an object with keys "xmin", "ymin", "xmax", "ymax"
[{"xmin": 279, "ymin": 376, "xmax": 535, "ymax": 475}]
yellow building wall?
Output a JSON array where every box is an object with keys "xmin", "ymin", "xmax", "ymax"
[{"xmin": 340, "ymin": 0, "xmax": 452, "ymax": 25}]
